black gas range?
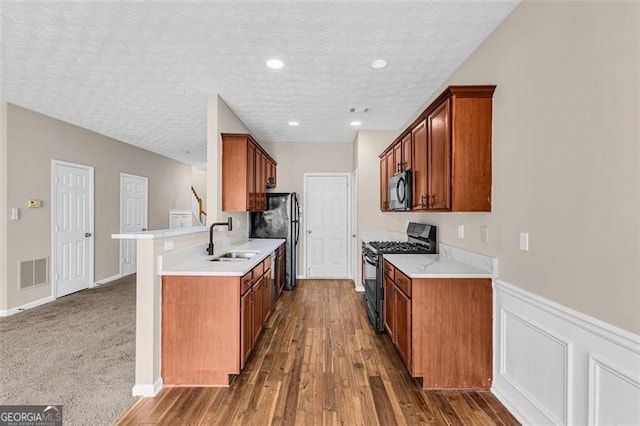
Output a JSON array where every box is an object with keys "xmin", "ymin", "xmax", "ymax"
[{"xmin": 362, "ymin": 222, "xmax": 437, "ymax": 332}]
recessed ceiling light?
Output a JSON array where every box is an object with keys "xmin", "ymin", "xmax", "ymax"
[
  {"xmin": 370, "ymin": 59, "xmax": 388, "ymax": 69},
  {"xmin": 266, "ymin": 59, "xmax": 284, "ymax": 69},
  {"xmin": 288, "ymin": 121, "xmax": 299, "ymax": 127},
  {"xmin": 350, "ymin": 121, "xmax": 362, "ymax": 127}
]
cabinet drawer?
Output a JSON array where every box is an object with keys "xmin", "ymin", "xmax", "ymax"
[
  {"xmin": 394, "ymin": 270, "xmax": 411, "ymax": 297},
  {"xmin": 263, "ymin": 255, "xmax": 271, "ymax": 271},
  {"xmin": 252, "ymin": 261, "xmax": 264, "ymax": 278},
  {"xmin": 241, "ymin": 270, "xmax": 254, "ymax": 295},
  {"xmin": 383, "ymin": 261, "xmax": 394, "ymax": 278}
]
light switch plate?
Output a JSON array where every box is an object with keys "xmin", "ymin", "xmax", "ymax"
[
  {"xmin": 519, "ymin": 232, "xmax": 529, "ymax": 251},
  {"xmin": 457, "ymin": 224, "xmax": 465, "ymax": 239}
]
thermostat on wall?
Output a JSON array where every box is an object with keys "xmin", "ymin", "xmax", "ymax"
[{"xmin": 27, "ymin": 199, "xmax": 42, "ymax": 208}]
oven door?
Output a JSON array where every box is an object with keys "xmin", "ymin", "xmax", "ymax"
[{"xmin": 362, "ymin": 249, "xmax": 378, "ymax": 295}]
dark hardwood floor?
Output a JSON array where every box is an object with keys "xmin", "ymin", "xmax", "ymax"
[{"xmin": 117, "ymin": 279, "xmax": 520, "ymax": 425}]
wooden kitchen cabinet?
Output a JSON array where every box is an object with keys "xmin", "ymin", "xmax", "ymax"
[
  {"xmin": 379, "ymin": 149, "xmax": 395, "ymax": 211},
  {"xmin": 381, "ymin": 85, "xmax": 495, "ymax": 212},
  {"xmin": 222, "ymin": 133, "xmax": 277, "ymax": 212},
  {"xmin": 267, "ymin": 159, "xmax": 277, "ymax": 188},
  {"xmin": 426, "ymin": 99, "xmax": 451, "ymax": 210},
  {"xmin": 383, "ymin": 264, "xmax": 411, "ymax": 367},
  {"xmin": 400, "ymin": 133, "xmax": 412, "ymax": 172},
  {"xmin": 240, "ymin": 289, "xmax": 253, "ymax": 367},
  {"xmin": 383, "ymin": 260, "xmax": 492, "ymax": 389},
  {"xmin": 162, "ymin": 250, "xmax": 280, "ymax": 386},
  {"xmin": 383, "ymin": 275, "xmax": 395, "ymax": 340},
  {"xmin": 411, "ymin": 120, "xmax": 428, "ymax": 209},
  {"xmin": 275, "ymin": 244, "xmax": 285, "ymax": 295}
]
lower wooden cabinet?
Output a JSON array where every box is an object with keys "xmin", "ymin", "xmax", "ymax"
[
  {"xmin": 162, "ymin": 253, "xmax": 277, "ymax": 386},
  {"xmin": 384, "ymin": 268, "xmax": 411, "ymax": 368},
  {"xmin": 275, "ymin": 245, "xmax": 285, "ymax": 295},
  {"xmin": 383, "ymin": 260, "xmax": 492, "ymax": 389},
  {"xmin": 394, "ymin": 287, "xmax": 411, "ymax": 367}
]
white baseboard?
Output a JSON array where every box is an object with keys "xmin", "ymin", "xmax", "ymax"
[
  {"xmin": 95, "ymin": 273, "xmax": 122, "ymax": 286},
  {"xmin": 354, "ymin": 284, "xmax": 364, "ymax": 292},
  {"xmin": 0, "ymin": 295, "xmax": 55, "ymax": 317},
  {"xmin": 132, "ymin": 378, "xmax": 163, "ymax": 397},
  {"xmin": 492, "ymin": 279, "xmax": 640, "ymax": 425}
]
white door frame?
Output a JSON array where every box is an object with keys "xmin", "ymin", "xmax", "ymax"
[
  {"xmin": 302, "ymin": 172, "xmax": 352, "ymax": 279},
  {"xmin": 351, "ymin": 169, "xmax": 358, "ymax": 283},
  {"xmin": 51, "ymin": 159, "xmax": 95, "ymax": 299},
  {"xmin": 119, "ymin": 172, "xmax": 148, "ymax": 277}
]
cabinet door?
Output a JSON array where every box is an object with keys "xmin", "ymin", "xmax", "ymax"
[
  {"xmin": 411, "ymin": 120, "xmax": 428, "ymax": 210},
  {"xmin": 379, "ymin": 158, "xmax": 388, "ymax": 211},
  {"xmin": 251, "ymin": 284, "xmax": 262, "ymax": 346},
  {"xmin": 278, "ymin": 252, "xmax": 285, "ymax": 294},
  {"xmin": 240, "ymin": 291, "xmax": 253, "ymax": 368},
  {"xmin": 254, "ymin": 151, "xmax": 263, "ymax": 211},
  {"xmin": 427, "ymin": 99, "xmax": 451, "ymax": 210},
  {"xmin": 267, "ymin": 160, "xmax": 277, "ymax": 188},
  {"xmin": 247, "ymin": 142, "xmax": 256, "ymax": 211},
  {"xmin": 393, "ymin": 143, "xmax": 402, "ymax": 174},
  {"xmin": 401, "ymin": 133, "xmax": 412, "ymax": 171},
  {"xmin": 394, "ymin": 286, "xmax": 412, "ymax": 369},
  {"xmin": 261, "ymin": 154, "xmax": 268, "ymax": 208},
  {"xmin": 261, "ymin": 272, "xmax": 271, "ymax": 323},
  {"xmin": 383, "ymin": 276, "xmax": 395, "ymax": 338}
]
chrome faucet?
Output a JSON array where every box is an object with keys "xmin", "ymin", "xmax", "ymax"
[{"xmin": 207, "ymin": 217, "xmax": 233, "ymax": 255}]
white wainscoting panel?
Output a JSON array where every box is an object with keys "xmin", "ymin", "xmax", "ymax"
[
  {"xmin": 588, "ymin": 355, "xmax": 640, "ymax": 425},
  {"xmin": 500, "ymin": 309, "xmax": 571, "ymax": 424},
  {"xmin": 493, "ymin": 280, "xmax": 640, "ymax": 425}
]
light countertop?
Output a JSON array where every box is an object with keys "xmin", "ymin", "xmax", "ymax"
[
  {"xmin": 112, "ymin": 226, "xmax": 208, "ymax": 240},
  {"xmin": 384, "ymin": 252, "xmax": 494, "ymax": 279},
  {"xmin": 161, "ymin": 238, "xmax": 286, "ymax": 277}
]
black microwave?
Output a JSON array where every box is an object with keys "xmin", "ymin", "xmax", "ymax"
[{"xmin": 388, "ymin": 170, "xmax": 412, "ymax": 211}]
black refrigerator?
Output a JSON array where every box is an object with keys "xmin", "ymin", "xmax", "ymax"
[{"xmin": 250, "ymin": 193, "xmax": 300, "ymax": 290}]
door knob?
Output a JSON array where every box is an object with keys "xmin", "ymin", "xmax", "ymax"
[{"xmin": 85, "ymin": 233, "xmax": 92, "ymax": 237}]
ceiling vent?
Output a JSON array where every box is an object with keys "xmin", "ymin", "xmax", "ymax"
[{"xmin": 349, "ymin": 107, "xmax": 369, "ymax": 113}]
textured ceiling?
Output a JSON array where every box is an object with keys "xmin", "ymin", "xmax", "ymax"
[{"xmin": 1, "ymin": 1, "xmax": 519, "ymax": 168}]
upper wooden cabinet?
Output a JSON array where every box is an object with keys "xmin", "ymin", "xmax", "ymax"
[
  {"xmin": 381, "ymin": 85, "xmax": 495, "ymax": 212},
  {"xmin": 379, "ymin": 150, "xmax": 395, "ymax": 211},
  {"xmin": 222, "ymin": 133, "xmax": 277, "ymax": 212}
]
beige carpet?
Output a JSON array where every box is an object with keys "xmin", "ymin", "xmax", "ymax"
[{"xmin": 0, "ymin": 276, "xmax": 138, "ymax": 425}]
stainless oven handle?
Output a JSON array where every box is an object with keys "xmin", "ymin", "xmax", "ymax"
[{"xmin": 363, "ymin": 255, "xmax": 377, "ymax": 266}]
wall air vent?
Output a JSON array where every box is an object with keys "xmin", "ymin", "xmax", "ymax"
[{"xmin": 19, "ymin": 257, "xmax": 49, "ymax": 290}]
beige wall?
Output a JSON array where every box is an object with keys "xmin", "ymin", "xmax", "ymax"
[
  {"xmin": 0, "ymin": 103, "xmax": 7, "ymax": 310},
  {"xmin": 3, "ymin": 104, "xmax": 192, "ymax": 309},
  {"xmin": 263, "ymin": 141, "xmax": 354, "ymax": 276},
  {"xmin": 262, "ymin": 142, "xmax": 353, "ymax": 196},
  {"xmin": 358, "ymin": 1, "xmax": 640, "ymax": 334},
  {"xmin": 206, "ymin": 95, "xmax": 253, "ymax": 233}
]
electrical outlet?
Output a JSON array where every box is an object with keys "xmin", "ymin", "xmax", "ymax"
[
  {"xmin": 457, "ymin": 224, "xmax": 465, "ymax": 239},
  {"xmin": 519, "ymin": 232, "xmax": 529, "ymax": 251},
  {"xmin": 164, "ymin": 240, "xmax": 174, "ymax": 251},
  {"xmin": 482, "ymin": 226, "xmax": 489, "ymax": 243}
]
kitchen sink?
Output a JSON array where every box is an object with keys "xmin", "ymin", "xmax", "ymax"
[{"xmin": 209, "ymin": 251, "xmax": 258, "ymax": 262}]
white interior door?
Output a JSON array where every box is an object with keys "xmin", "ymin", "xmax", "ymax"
[
  {"xmin": 305, "ymin": 174, "xmax": 350, "ymax": 278},
  {"xmin": 120, "ymin": 173, "xmax": 148, "ymax": 276},
  {"xmin": 53, "ymin": 161, "xmax": 94, "ymax": 298}
]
